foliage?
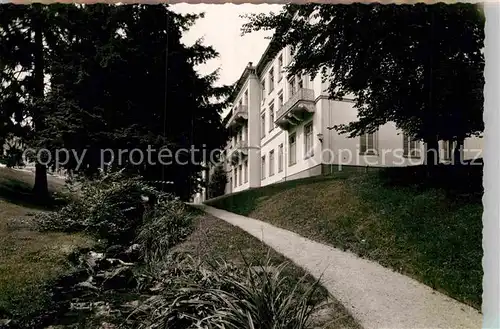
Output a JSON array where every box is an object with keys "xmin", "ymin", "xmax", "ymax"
[
  {"xmin": 36, "ymin": 171, "xmax": 160, "ymax": 244},
  {"xmin": 0, "ymin": 4, "xmax": 230, "ymax": 200},
  {"xmin": 130, "ymin": 255, "xmax": 321, "ymax": 329},
  {"xmin": 207, "ymin": 163, "xmax": 227, "ymax": 199},
  {"xmin": 242, "ymin": 3, "xmax": 484, "ymax": 157},
  {"xmin": 137, "ymin": 196, "xmax": 195, "ymax": 263}
]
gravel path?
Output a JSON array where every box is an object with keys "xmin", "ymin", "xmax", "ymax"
[{"xmin": 193, "ymin": 204, "xmax": 482, "ymax": 329}]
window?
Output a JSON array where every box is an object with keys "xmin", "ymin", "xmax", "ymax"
[
  {"xmin": 277, "ymin": 91, "xmax": 283, "ymax": 110},
  {"xmin": 443, "ymin": 140, "xmax": 456, "ymax": 161},
  {"xmin": 269, "ymin": 102, "xmax": 275, "ymax": 131},
  {"xmin": 261, "ymin": 112, "xmax": 266, "ymax": 138},
  {"xmin": 278, "ymin": 144, "xmax": 284, "ymax": 172},
  {"xmin": 238, "ymin": 164, "xmax": 242, "ymax": 185},
  {"xmin": 288, "ymin": 77, "xmax": 296, "ymax": 97},
  {"xmin": 289, "ymin": 133, "xmax": 297, "ymax": 166},
  {"xmin": 403, "ymin": 134, "xmax": 420, "ymax": 158},
  {"xmin": 244, "ymin": 160, "xmax": 248, "ymax": 183},
  {"xmin": 269, "ymin": 69, "xmax": 274, "ymax": 93},
  {"xmin": 261, "ymin": 79, "xmax": 266, "ymax": 101},
  {"xmin": 261, "ymin": 156, "xmax": 266, "ymax": 180},
  {"xmin": 244, "ymin": 90, "xmax": 248, "ymax": 106},
  {"xmin": 304, "ymin": 122, "xmax": 314, "ymax": 158},
  {"xmin": 234, "ymin": 169, "xmax": 238, "ymax": 187},
  {"xmin": 269, "ymin": 150, "xmax": 275, "ymax": 176},
  {"xmin": 360, "ymin": 131, "xmax": 377, "ymax": 155},
  {"xmin": 297, "ymin": 75, "xmax": 303, "ymax": 89},
  {"xmin": 277, "ymin": 55, "xmax": 283, "ymax": 81}
]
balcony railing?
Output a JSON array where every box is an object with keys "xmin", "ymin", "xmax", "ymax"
[
  {"xmin": 226, "ymin": 105, "xmax": 248, "ymax": 129},
  {"xmin": 275, "ymin": 88, "xmax": 315, "ymax": 129},
  {"xmin": 229, "ymin": 140, "xmax": 249, "ymax": 164},
  {"xmin": 276, "ymin": 88, "xmax": 315, "ymax": 120}
]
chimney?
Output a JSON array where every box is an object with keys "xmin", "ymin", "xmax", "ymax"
[{"xmin": 248, "ymin": 62, "xmax": 253, "ymax": 67}]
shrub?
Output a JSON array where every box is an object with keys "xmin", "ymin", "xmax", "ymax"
[
  {"xmin": 37, "ymin": 171, "xmax": 160, "ymax": 244},
  {"xmin": 130, "ymin": 255, "xmax": 321, "ymax": 329},
  {"xmin": 137, "ymin": 196, "xmax": 194, "ymax": 262}
]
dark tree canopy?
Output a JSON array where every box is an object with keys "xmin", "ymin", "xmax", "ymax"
[
  {"xmin": 242, "ymin": 3, "xmax": 484, "ymax": 150},
  {"xmin": 0, "ymin": 4, "xmax": 230, "ymax": 200}
]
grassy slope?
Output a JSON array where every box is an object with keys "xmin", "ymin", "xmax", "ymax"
[
  {"xmin": 173, "ymin": 212, "xmax": 362, "ymax": 329},
  {"xmin": 0, "ymin": 167, "xmax": 94, "ymax": 318},
  {"xmin": 206, "ymin": 170, "xmax": 483, "ymax": 309}
]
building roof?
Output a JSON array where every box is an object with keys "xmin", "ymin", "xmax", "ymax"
[{"xmin": 255, "ymin": 35, "xmax": 281, "ymax": 77}]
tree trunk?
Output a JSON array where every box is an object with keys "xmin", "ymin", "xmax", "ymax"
[
  {"xmin": 33, "ymin": 163, "xmax": 48, "ymax": 197},
  {"xmin": 32, "ymin": 6, "xmax": 49, "ymax": 199}
]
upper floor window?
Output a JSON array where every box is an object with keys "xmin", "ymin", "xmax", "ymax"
[
  {"xmin": 269, "ymin": 68, "xmax": 274, "ymax": 93},
  {"xmin": 277, "ymin": 55, "xmax": 283, "ymax": 81},
  {"xmin": 277, "ymin": 91, "xmax": 283, "ymax": 110},
  {"xmin": 288, "ymin": 77, "xmax": 296, "ymax": 97},
  {"xmin": 403, "ymin": 134, "xmax": 421, "ymax": 158},
  {"xmin": 360, "ymin": 131, "xmax": 378, "ymax": 155},
  {"xmin": 261, "ymin": 79, "xmax": 266, "ymax": 101},
  {"xmin": 297, "ymin": 75, "xmax": 303, "ymax": 89},
  {"xmin": 261, "ymin": 112, "xmax": 266, "ymax": 139},
  {"xmin": 244, "ymin": 90, "xmax": 248, "ymax": 106},
  {"xmin": 269, "ymin": 102, "xmax": 275, "ymax": 131}
]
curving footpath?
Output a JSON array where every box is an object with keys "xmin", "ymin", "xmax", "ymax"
[{"xmin": 192, "ymin": 204, "xmax": 482, "ymax": 329}]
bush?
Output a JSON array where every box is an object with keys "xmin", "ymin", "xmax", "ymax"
[
  {"xmin": 137, "ymin": 196, "xmax": 194, "ymax": 262},
  {"xmin": 37, "ymin": 171, "xmax": 160, "ymax": 244},
  {"xmin": 130, "ymin": 255, "xmax": 321, "ymax": 329}
]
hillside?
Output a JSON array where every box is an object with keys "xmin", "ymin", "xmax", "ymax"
[{"xmin": 205, "ymin": 166, "xmax": 483, "ymax": 309}]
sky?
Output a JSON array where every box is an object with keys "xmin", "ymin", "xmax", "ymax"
[{"xmin": 170, "ymin": 4, "xmax": 283, "ymax": 87}]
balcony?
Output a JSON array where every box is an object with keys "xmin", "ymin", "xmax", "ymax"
[
  {"xmin": 230, "ymin": 140, "xmax": 248, "ymax": 165},
  {"xmin": 226, "ymin": 105, "xmax": 248, "ymax": 130},
  {"xmin": 275, "ymin": 88, "xmax": 315, "ymax": 130}
]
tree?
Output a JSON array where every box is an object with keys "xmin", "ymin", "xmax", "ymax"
[
  {"xmin": 35, "ymin": 4, "xmax": 229, "ymax": 200},
  {"xmin": 242, "ymin": 3, "xmax": 484, "ymax": 166},
  {"xmin": 0, "ymin": 4, "xmax": 72, "ymax": 198},
  {"xmin": 207, "ymin": 163, "xmax": 227, "ymax": 199}
]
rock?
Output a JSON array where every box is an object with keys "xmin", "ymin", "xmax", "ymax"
[
  {"xmin": 81, "ymin": 251, "xmax": 105, "ymax": 269},
  {"xmin": 75, "ymin": 281, "xmax": 99, "ymax": 291},
  {"xmin": 105, "ymin": 245, "xmax": 125, "ymax": 258},
  {"xmin": 117, "ymin": 244, "xmax": 141, "ymax": 262},
  {"xmin": 101, "ymin": 266, "xmax": 137, "ymax": 290},
  {"xmin": 100, "ymin": 322, "xmax": 117, "ymax": 329}
]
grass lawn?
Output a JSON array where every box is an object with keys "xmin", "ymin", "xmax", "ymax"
[
  {"xmin": 0, "ymin": 167, "xmax": 94, "ymax": 319},
  {"xmin": 173, "ymin": 211, "xmax": 362, "ymax": 329},
  {"xmin": 206, "ymin": 168, "xmax": 483, "ymax": 310}
]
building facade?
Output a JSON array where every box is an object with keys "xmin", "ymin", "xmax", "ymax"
[{"xmin": 220, "ymin": 44, "xmax": 483, "ymax": 196}]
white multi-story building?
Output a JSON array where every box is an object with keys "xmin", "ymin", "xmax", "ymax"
[{"xmin": 220, "ymin": 43, "xmax": 483, "ymax": 196}]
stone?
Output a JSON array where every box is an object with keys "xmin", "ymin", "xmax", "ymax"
[{"xmin": 105, "ymin": 245, "xmax": 125, "ymax": 257}]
